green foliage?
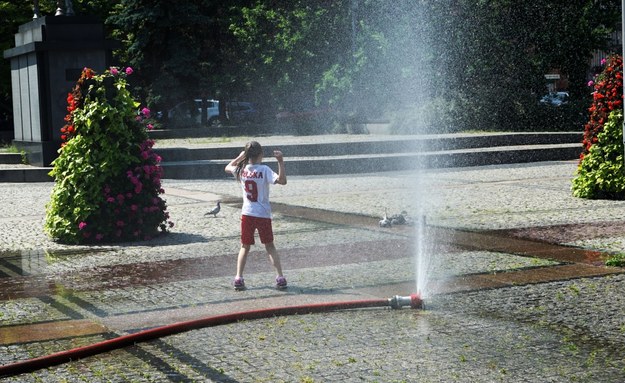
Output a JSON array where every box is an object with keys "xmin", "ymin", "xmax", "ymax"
[
  {"xmin": 1, "ymin": 1, "xmax": 622, "ymax": 134},
  {"xmin": 572, "ymin": 110, "xmax": 625, "ymax": 200},
  {"xmin": 231, "ymin": 1, "xmax": 351, "ymax": 113},
  {"xmin": 106, "ymin": 0, "xmax": 241, "ymax": 112},
  {"xmin": 45, "ymin": 67, "xmax": 172, "ymax": 244},
  {"xmin": 606, "ymin": 253, "xmax": 625, "ymax": 267}
]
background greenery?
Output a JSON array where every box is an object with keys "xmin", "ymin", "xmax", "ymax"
[{"xmin": 1, "ymin": 0, "xmax": 622, "ymax": 135}]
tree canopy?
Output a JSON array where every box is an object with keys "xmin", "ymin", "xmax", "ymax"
[{"xmin": 1, "ymin": 0, "xmax": 622, "ymax": 134}]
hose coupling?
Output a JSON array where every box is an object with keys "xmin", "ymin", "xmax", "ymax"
[{"xmin": 388, "ymin": 293, "xmax": 423, "ymax": 309}]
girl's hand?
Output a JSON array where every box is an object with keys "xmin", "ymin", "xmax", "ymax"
[
  {"xmin": 234, "ymin": 150, "xmax": 246, "ymax": 163},
  {"xmin": 273, "ymin": 150, "xmax": 284, "ymax": 162}
]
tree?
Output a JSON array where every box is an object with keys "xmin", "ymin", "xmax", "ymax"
[
  {"xmin": 231, "ymin": 1, "xmax": 352, "ymax": 113},
  {"xmin": 107, "ymin": 0, "xmax": 249, "ymax": 118},
  {"xmin": 2, "ymin": 0, "xmax": 622, "ymax": 135},
  {"xmin": 407, "ymin": 0, "xmax": 621, "ymax": 133}
]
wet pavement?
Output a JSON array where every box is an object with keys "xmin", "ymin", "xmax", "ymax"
[{"xmin": 1, "ymin": 151, "xmax": 625, "ymax": 381}]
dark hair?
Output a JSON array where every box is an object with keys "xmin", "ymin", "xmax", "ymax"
[{"xmin": 235, "ymin": 141, "xmax": 263, "ymax": 181}]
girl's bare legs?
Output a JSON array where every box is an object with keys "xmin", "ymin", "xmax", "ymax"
[
  {"xmin": 264, "ymin": 242, "xmax": 283, "ymax": 276},
  {"xmin": 236, "ymin": 244, "xmax": 251, "ymax": 278}
]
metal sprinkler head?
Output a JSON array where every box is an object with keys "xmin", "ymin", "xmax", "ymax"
[{"xmin": 388, "ymin": 293, "xmax": 423, "ymax": 309}]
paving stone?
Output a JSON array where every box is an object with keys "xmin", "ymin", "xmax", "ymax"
[{"xmin": 2, "ymin": 156, "xmax": 625, "ymax": 382}]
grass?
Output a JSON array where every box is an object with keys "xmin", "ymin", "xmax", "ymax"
[
  {"xmin": 605, "ymin": 252, "xmax": 625, "ymax": 267},
  {"xmin": 0, "ymin": 142, "xmax": 18, "ymax": 152},
  {"xmin": 0, "ymin": 143, "xmax": 28, "ymax": 164},
  {"xmin": 154, "ymin": 136, "xmax": 251, "ymax": 147}
]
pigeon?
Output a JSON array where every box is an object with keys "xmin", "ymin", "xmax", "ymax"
[
  {"xmin": 390, "ymin": 212, "xmax": 406, "ymax": 225},
  {"xmin": 205, "ymin": 201, "xmax": 221, "ymax": 217},
  {"xmin": 379, "ymin": 208, "xmax": 392, "ymax": 228}
]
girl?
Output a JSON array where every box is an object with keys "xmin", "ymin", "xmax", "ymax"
[{"xmin": 225, "ymin": 141, "xmax": 287, "ymax": 290}]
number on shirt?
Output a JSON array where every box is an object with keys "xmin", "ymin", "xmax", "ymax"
[{"xmin": 244, "ymin": 180, "xmax": 258, "ymax": 202}]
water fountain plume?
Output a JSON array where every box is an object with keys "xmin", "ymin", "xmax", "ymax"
[{"xmin": 414, "ymin": 213, "xmax": 431, "ymax": 298}]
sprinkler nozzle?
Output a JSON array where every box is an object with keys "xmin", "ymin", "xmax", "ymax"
[{"xmin": 389, "ymin": 293, "xmax": 423, "ymax": 309}]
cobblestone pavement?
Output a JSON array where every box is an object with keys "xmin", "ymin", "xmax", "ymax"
[{"xmin": 1, "ymin": 153, "xmax": 625, "ymax": 382}]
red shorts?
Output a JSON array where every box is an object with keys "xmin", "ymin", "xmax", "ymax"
[{"xmin": 241, "ymin": 215, "xmax": 274, "ymax": 245}]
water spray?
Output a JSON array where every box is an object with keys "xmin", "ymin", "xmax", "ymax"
[{"xmin": 0, "ymin": 294, "xmax": 423, "ymax": 377}]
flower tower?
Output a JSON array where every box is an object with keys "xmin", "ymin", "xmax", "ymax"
[
  {"xmin": 572, "ymin": 55, "xmax": 625, "ymax": 199},
  {"xmin": 45, "ymin": 67, "xmax": 173, "ymax": 244}
]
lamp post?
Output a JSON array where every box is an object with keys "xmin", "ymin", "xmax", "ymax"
[
  {"xmin": 54, "ymin": 0, "xmax": 75, "ymax": 16},
  {"xmin": 33, "ymin": 0, "xmax": 40, "ymax": 18}
]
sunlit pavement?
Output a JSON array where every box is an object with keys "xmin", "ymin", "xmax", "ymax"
[{"xmin": 1, "ymin": 157, "xmax": 625, "ymax": 382}]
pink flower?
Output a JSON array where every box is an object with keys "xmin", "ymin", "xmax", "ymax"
[
  {"xmin": 141, "ymin": 107, "xmax": 151, "ymax": 118},
  {"xmin": 125, "ymin": 67, "xmax": 134, "ymax": 75},
  {"xmin": 147, "ymin": 123, "xmax": 154, "ymax": 130},
  {"xmin": 601, "ymin": 58, "xmax": 607, "ymax": 65},
  {"xmin": 587, "ymin": 80, "xmax": 594, "ymax": 87},
  {"xmin": 78, "ymin": 222, "xmax": 87, "ymax": 230},
  {"xmin": 107, "ymin": 197, "xmax": 115, "ymax": 203},
  {"xmin": 110, "ymin": 67, "xmax": 119, "ymax": 76}
]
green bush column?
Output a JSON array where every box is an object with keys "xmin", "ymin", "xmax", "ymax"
[
  {"xmin": 572, "ymin": 110, "xmax": 625, "ymax": 199},
  {"xmin": 45, "ymin": 67, "xmax": 172, "ymax": 244}
]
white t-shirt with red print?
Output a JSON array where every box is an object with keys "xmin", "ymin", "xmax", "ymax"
[{"xmin": 239, "ymin": 164, "xmax": 279, "ymax": 219}]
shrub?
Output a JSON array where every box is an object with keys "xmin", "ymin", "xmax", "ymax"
[
  {"xmin": 45, "ymin": 67, "xmax": 173, "ymax": 244},
  {"xmin": 572, "ymin": 110, "xmax": 625, "ymax": 199}
]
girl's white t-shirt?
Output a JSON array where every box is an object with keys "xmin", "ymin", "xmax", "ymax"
[{"xmin": 239, "ymin": 164, "xmax": 279, "ymax": 218}]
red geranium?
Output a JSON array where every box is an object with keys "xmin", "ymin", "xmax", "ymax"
[
  {"xmin": 581, "ymin": 54, "xmax": 624, "ymax": 161},
  {"xmin": 60, "ymin": 68, "xmax": 96, "ymax": 143}
]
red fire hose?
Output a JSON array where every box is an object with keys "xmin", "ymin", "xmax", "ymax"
[{"xmin": 0, "ymin": 294, "xmax": 422, "ymax": 377}]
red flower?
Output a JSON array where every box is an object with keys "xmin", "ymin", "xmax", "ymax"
[{"xmin": 581, "ymin": 54, "xmax": 623, "ymax": 160}]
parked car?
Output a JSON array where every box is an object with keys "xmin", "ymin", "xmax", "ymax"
[
  {"xmin": 167, "ymin": 99, "xmax": 259, "ymax": 126},
  {"xmin": 227, "ymin": 101, "xmax": 259, "ymax": 123},
  {"xmin": 540, "ymin": 92, "xmax": 569, "ymax": 106},
  {"xmin": 167, "ymin": 99, "xmax": 219, "ymax": 125}
]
